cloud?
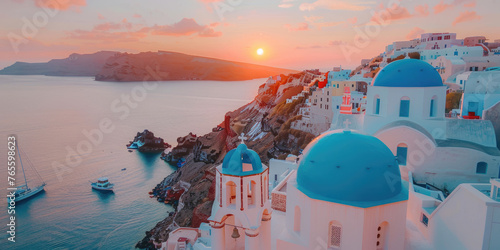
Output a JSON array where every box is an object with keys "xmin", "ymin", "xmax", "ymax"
[
  {"xmin": 133, "ymin": 14, "xmax": 142, "ymax": 18},
  {"xmin": 296, "ymin": 45, "xmax": 325, "ymax": 50},
  {"xmin": 406, "ymin": 27, "xmax": 425, "ymax": 40},
  {"xmin": 347, "ymin": 16, "xmax": 357, "ymax": 24},
  {"xmin": 299, "ymin": 0, "xmax": 369, "ymax": 11},
  {"xmin": 304, "ymin": 15, "xmax": 344, "ymax": 29},
  {"xmin": 97, "ymin": 13, "xmax": 106, "ymax": 20},
  {"xmin": 452, "ymin": 10, "xmax": 481, "ymax": 26},
  {"xmin": 279, "ymin": 0, "xmax": 295, "ymax": 8},
  {"xmin": 34, "ymin": 0, "xmax": 86, "ymax": 10},
  {"xmin": 284, "ymin": 22, "xmax": 309, "ymax": 32},
  {"xmin": 329, "ymin": 40, "xmax": 345, "ymax": 46},
  {"xmin": 434, "ymin": 0, "xmax": 476, "ymax": 13},
  {"xmin": 67, "ymin": 18, "xmax": 221, "ymax": 43},
  {"xmin": 433, "ymin": 0, "xmax": 453, "ymax": 14},
  {"xmin": 151, "ymin": 18, "xmax": 222, "ymax": 37},
  {"xmin": 370, "ymin": 4, "xmax": 413, "ymax": 23},
  {"xmin": 415, "ymin": 4, "xmax": 429, "ymax": 17}
]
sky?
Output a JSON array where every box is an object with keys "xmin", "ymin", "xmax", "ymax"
[{"xmin": 1, "ymin": 0, "xmax": 499, "ymax": 70}]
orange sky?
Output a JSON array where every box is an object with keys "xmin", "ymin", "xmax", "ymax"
[{"xmin": 1, "ymin": 0, "xmax": 499, "ymax": 70}]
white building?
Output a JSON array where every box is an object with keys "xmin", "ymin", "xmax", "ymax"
[
  {"xmin": 332, "ymin": 59, "xmax": 500, "ymax": 190},
  {"xmin": 460, "ymin": 71, "xmax": 500, "ymax": 118},
  {"xmin": 161, "ymin": 58, "xmax": 500, "ymax": 250},
  {"xmin": 418, "ymin": 33, "xmax": 463, "ymax": 50},
  {"xmin": 421, "ymin": 45, "xmax": 483, "ymax": 63}
]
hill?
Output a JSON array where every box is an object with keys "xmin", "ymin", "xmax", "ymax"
[
  {"xmin": 0, "ymin": 51, "xmax": 118, "ymax": 76},
  {"xmin": 94, "ymin": 51, "xmax": 298, "ymax": 81}
]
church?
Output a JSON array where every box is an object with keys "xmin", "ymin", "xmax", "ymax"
[{"xmin": 161, "ymin": 59, "xmax": 500, "ymax": 250}]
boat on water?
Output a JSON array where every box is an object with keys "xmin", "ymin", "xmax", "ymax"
[
  {"xmin": 90, "ymin": 177, "xmax": 114, "ymax": 191},
  {"xmin": 8, "ymin": 143, "xmax": 46, "ymax": 203}
]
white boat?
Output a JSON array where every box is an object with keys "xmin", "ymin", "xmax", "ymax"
[
  {"xmin": 9, "ymin": 143, "xmax": 46, "ymax": 203},
  {"xmin": 91, "ymin": 177, "xmax": 114, "ymax": 191}
]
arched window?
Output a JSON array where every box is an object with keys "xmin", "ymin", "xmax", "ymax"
[
  {"xmin": 226, "ymin": 181, "xmax": 237, "ymax": 206},
  {"xmin": 430, "ymin": 96, "xmax": 437, "ymax": 117},
  {"xmin": 294, "ymin": 206, "xmax": 301, "ymax": 232},
  {"xmin": 399, "ymin": 96, "xmax": 410, "ymax": 117},
  {"xmin": 376, "ymin": 222, "xmax": 389, "ymax": 250},
  {"xmin": 328, "ymin": 221, "xmax": 342, "ymax": 248},
  {"xmin": 397, "ymin": 143, "xmax": 408, "ymax": 166},
  {"xmin": 248, "ymin": 180, "xmax": 257, "ymax": 205},
  {"xmin": 373, "ymin": 95, "xmax": 381, "ymax": 115},
  {"xmin": 476, "ymin": 162, "xmax": 488, "ymax": 174}
]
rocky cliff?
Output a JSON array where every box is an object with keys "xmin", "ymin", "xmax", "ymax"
[
  {"xmin": 95, "ymin": 51, "xmax": 298, "ymax": 82},
  {"xmin": 136, "ymin": 72, "xmax": 317, "ymax": 249}
]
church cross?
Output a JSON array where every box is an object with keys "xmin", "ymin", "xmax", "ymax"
[{"xmin": 238, "ymin": 133, "xmax": 248, "ymax": 144}]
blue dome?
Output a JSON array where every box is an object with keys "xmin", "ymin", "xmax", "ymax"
[
  {"xmin": 296, "ymin": 130, "xmax": 407, "ymax": 208},
  {"xmin": 372, "ymin": 59, "xmax": 443, "ymax": 87},
  {"xmin": 221, "ymin": 144, "xmax": 264, "ymax": 176}
]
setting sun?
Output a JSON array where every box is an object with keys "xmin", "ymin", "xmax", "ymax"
[{"xmin": 257, "ymin": 48, "xmax": 264, "ymax": 56}]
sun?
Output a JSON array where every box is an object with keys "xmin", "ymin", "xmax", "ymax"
[{"xmin": 257, "ymin": 48, "xmax": 264, "ymax": 56}]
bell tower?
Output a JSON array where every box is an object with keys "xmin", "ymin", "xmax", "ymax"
[{"xmin": 209, "ymin": 134, "xmax": 272, "ymax": 250}]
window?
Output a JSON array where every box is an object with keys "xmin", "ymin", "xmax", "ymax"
[
  {"xmin": 421, "ymin": 214, "xmax": 429, "ymax": 227},
  {"xmin": 397, "ymin": 143, "xmax": 408, "ymax": 166},
  {"xmin": 329, "ymin": 222, "xmax": 342, "ymax": 248},
  {"xmin": 476, "ymin": 162, "xmax": 488, "ymax": 174},
  {"xmin": 294, "ymin": 206, "xmax": 301, "ymax": 232},
  {"xmin": 373, "ymin": 96, "xmax": 381, "ymax": 115},
  {"xmin": 320, "ymin": 104, "xmax": 322, "ymax": 109},
  {"xmin": 430, "ymin": 97, "xmax": 437, "ymax": 117},
  {"xmin": 226, "ymin": 181, "xmax": 237, "ymax": 206},
  {"xmin": 438, "ymin": 36, "xmax": 442, "ymax": 40},
  {"xmin": 445, "ymin": 35, "xmax": 450, "ymax": 40},
  {"xmin": 399, "ymin": 97, "xmax": 410, "ymax": 117},
  {"xmin": 454, "ymin": 50, "xmax": 458, "ymax": 56},
  {"xmin": 248, "ymin": 181, "xmax": 256, "ymax": 205}
]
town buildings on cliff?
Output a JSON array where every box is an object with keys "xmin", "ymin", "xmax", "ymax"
[{"xmin": 159, "ymin": 57, "xmax": 500, "ymax": 250}]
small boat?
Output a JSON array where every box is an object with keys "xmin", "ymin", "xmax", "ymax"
[
  {"xmin": 177, "ymin": 158, "xmax": 187, "ymax": 168},
  {"xmin": 91, "ymin": 177, "xmax": 114, "ymax": 191},
  {"xmin": 8, "ymin": 142, "xmax": 46, "ymax": 203},
  {"xmin": 121, "ymin": 168, "xmax": 127, "ymax": 171},
  {"xmin": 128, "ymin": 150, "xmax": 133, "ymax": 152}
]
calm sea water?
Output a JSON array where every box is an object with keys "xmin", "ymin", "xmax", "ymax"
[{"xmin": 0, "ymin": 75, "xmax": 263, "ymax": 249}]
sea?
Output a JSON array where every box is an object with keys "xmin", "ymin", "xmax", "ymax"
[{"xmin": 0, "ymin": 75, "xmax": 264, "ymax": 249}]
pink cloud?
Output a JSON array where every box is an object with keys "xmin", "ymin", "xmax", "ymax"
[
  {"xmin": 347, "ymin": 16, "xmax": 357, "ymax": 24},
  {"xmin": 151, "ymin": 18, "xmax": 222, "ymax": 37},
  {"xmin": 415, "ymin": 4, "xmax": 429, "ymax": 17},
  {"xmin": 434, "ymin": 0, "xmax": 476, "ymax": 13},
  {"xmin": 97, "ymin": 13, "xmax": 106, "ymax": 20},
  {"xmin": 284, "ymin": 22, "xmax": 309, "ymax": 32},
  {"xmin": 133, "ymin": 14, "xmax": 142, "ymax": 18},
  {"xmin": 406, "ymin": 27, "xmax": 425, "ymax": 40},
  {"xmin": 434, "ymin": 0, "xmax": 453, "ymax": 14},
  {"xmin": 34, "ymin": 0, "xmax": 86, "ymax": 10},
  {"xmin": 370, "ymin": 4, "xmax": 413, "ymax": 23},
  {"xmin": 279, "ymin": 4, "xmax": 294, "ymax": 8},
  {"xmin": 299, "ymin": 0, "xmax": 369, "ymax": 11},
  {"xmin": 452, "ymin": 10, "xmax": 481, "ymax": 26}
]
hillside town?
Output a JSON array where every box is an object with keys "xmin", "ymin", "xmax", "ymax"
[{"xmin": 145, "ymin": 32, "xmax": 500, "ymax": 250}]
